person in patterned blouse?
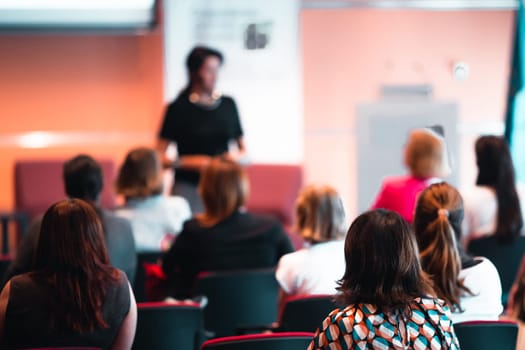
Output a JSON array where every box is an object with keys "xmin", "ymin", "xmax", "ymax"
[{"xmin": 308, "ymin": 209, "xmax": 460, "ymax": 350}]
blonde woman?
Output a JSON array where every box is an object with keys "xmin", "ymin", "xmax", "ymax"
[
  {"xmin": 276, "ymin": 185, "xmax": 346, "ymax": 305},
  {"xmin": 115, "ymin": 147, "xmax": 191, "ymax": 252},
  {"xmin": 371, "ymin": 127, "xmax": 451, "ymax": 224}
]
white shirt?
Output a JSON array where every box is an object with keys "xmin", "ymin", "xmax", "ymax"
[
  {"xmin": 453, "ymin": 257, "xmax": 503, "ymax": 324},
  {"xmin": 115, "ymin": 194, "xmax": 191, "ymax": 252},
  {"xmin": 462, "ymin": 184, "xmax": 525, "ymax": 244},
  {"xmin": 275, "ymin": 240, "xmax": 345, "ymax": 296}
]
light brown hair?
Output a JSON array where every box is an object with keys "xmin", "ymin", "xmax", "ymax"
[
  {"xmin": 116, "ymin": 147, "xmax": 163, "ymax": 199},
  {"xmin": 413, "ymin": 182, "xmax": 471, "ymax": 311},
  {"xmin": 404, "ymin": 128, "xmax": 450, "ymax": 179},
  {"xmin": 198, "ymin": 157, "xmax": 248, "ymax": 226},
  {"xmin": 295, "ymin": 185, "xmax": 346, "ymax": 243}
]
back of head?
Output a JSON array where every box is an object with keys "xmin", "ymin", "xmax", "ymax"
[
  {"xmin": 63, "ymin": 155, "xmax": 103, "ymax": 203},
  {"xmin": 116, "ymin": 147, "xmax": 163, "ymax": 199},
  {"xmin": 338, "ymin": 209, "xmax": 433, "ymax": 313},
  {"xmin": 295, "ymin": 185, "xmax": 346, "ymax": 243},
  {"xmin": 475, "ymin": 135, "xmax": 522, "ymax": 242},
  {"xmin": 413, "ymin": 182, "xmax": 467, "ymax": 310},
  {"xmin": 199, "ymin": 157, "xmax": 248, "ymax": 224},
  {"xmin": 36, "ymin": 198, "xmax": 109, "ymax": 273},
  {"xmin": 404, "ymin": 128, "xmax": 451, "ymax": 179},
  {"xmin": 35, "ymin": 198, "xmax": 117, "ymax": 333}
]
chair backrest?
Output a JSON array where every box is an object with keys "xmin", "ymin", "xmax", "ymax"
[
  {"xmin": 200, "ymin": 332, "xmax": 315, "ymax": 350},
  {"xmin": 245, "ymin": 164, "xmax": 303, "ymax": 227},
  {"xmin": 279, "ymin": 294, "xmax": 339, "ymax": 332},
  {"xmin": 194, "ymin": 269, "xmax": 279, "ymax": 337},
  {"xmin": 14, "ymin": 159, "xmax": 116, "ymax": 221},
  {"xmin": 454, "ymin": 320, "xmax": 518, "ymax": 350},
  {"xmin": 468, "ymin": 235, "xmax": 525, "ymax": 299},
  {"xmin": 133, "ymin": 302, "xmax": 204, "ymax": 350}
]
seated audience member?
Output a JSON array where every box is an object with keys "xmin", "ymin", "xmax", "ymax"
[
  {"xmin": 162, "ymin": 157, "xmax": 294, "ymax": 299},
  {"xmin": 462, "ymin": 135, "xmax": 525, "ymax": 244},
  {"xmin": 371, "ymin": 127, "xmax": 451, "ymax": 224},
  {"xmin": 0, "ymin": 199, "xmax": 137, "ymax": 349},
  {"xmin": 414, "ymin": 182, "xmax": 503, "ymax": 323},
  {"xmin": 276, "ymin": 185, "xmax": 346, "ymax": 304},
  {"xmin": 309, "ymin": 209, "xmax": 459, "ymax": 349},
  {"xmin": 115, "ymin": 147, "xmax": 191, "ymax": 252},
  {"xmin": 4, "ymin": 155, "xmax": 136, "ymax": 285}
]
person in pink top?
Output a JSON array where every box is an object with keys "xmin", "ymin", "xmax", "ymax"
[{"xmin": 371, "ymin": 127, "xmax": 451, "ymax": 224}]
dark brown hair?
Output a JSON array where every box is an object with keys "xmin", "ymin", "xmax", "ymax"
[
  {"xmin": 116, "ymin": 147, "xmax": 163, "ymax": 199},
  {"xmin": 413, "ymin": 182, "xmax": 471, "ymax": 311},
  {"xmin": 475, "ymin": 136, "xmax": 523, "ymax": 243},
  {"xmin": 295, "ymin": 185, "xmax": 346, "ymax": 243},
  {"xmin": 33, "ymin": 199, "xmax": 120, "ymax": 333},
  {"xmin": 511, "ymin": 269, "xmax": 525, "ymax": 322},
  {"xmin": 338, "ymin": 209, "xmax": 434, "ymax": 314},
  {"xmin": 63, "ymin": 155, "xmax": 103, "ymax": 202}
]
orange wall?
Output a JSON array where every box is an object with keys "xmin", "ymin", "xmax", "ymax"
[
  {"xmin": 0, "ymin": 31, "xmax": 164, "ymax": 210},
  {"xmin": 302, "ymin": 9, "xmax": 514, "ymax": 219}
]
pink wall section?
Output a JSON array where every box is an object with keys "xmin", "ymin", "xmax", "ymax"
[{"xmin": 302, "ymin": 9, "xmax": 514, "ymax": 219}]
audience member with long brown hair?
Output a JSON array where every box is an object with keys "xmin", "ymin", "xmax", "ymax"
[
  {"xmin": 0, "ymin": 199, "xmax": 137, "ymax": 349},
  {"xmin": 276, "ymin": 185, "xmax": 346, "ymax": 305},
  {"xmin": 462, "ymin": 135, "xmax": 525, "ymax": 244},
  {"xmin": 309, "ymin": 209, "xmax": 459, "ymax": 349},
  {"xmin": 414, "ymin": 182, "xmax": 502, "ymax": 323},
  {"xmin": 115, "ymin": 147, "xmax": 191, "ymax": 252},
  {"xmin": 161, "ymin": 157, "xmax": 293, "ymax": 299}
]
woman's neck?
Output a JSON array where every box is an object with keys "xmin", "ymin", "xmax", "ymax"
[{"xmin": 189, "ymin": 86, "xmax": 219, "ymax": 106}]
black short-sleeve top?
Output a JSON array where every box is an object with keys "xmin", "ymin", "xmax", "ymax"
[
  {"xmin": 159, "ymin": 93, "xmax": 244, "ymax": 184},
  {"xmin": 3, "ymin": 270, "xmax": 131, "ymax": 349}
]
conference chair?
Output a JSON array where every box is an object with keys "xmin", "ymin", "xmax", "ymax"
[
  {"xmin": 454, "ymin": 320, "xmax": 518, "ymax": 350},
  {"xmin": 0, "ymin": 211, "xmax": 28, "ymax": 254},
  {"xmin": 193, "ymin": 268, "xmax": 279, "ymax": 337},
  {"xmin": 133, "ymin": 302, "xmax": 205, "ymax": 350},
  {"xmin": 245, "ymin": 164, "xmax": 303, "ymax": 228},
  {"xmin": 468, "ymin": 235, "xmax": 525, "ymax": 304},
  {"xmin": 277, "ymin": 294, "xmax": 339, "ymax": 332},
  {"xmin": 200, "ymin": 332, "xmax": 315, "ymax": 350}
]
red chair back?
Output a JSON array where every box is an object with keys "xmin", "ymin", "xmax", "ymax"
[
  {"xmin": 14, "ymin": 159, "xmax": 116, "ymax": 220},
  {"xmin": 245, "ymin": 164, "xmax": 303, "ymax": 227},
  {"xmin": 201, "ymin": 332, "xmax": 315, "ymax": 350}
]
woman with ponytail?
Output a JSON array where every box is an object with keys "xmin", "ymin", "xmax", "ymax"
[
  {"xmin": 462, "ymin": 135, "xmax": 525, "ymax": 244},
  {"xmin": 414, "ymin": 182, "xmax": 503, "ymax": 323}
]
